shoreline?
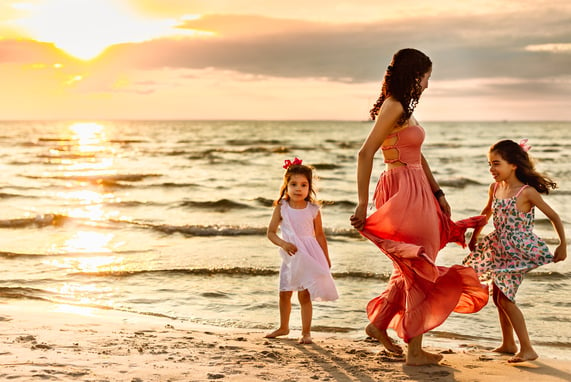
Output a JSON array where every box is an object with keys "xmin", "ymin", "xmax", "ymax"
[{"xmin": 1, "ymin": 300, "xmax": 570, "ymax": 381}]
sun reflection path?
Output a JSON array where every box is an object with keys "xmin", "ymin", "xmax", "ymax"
[
  {"xmin": 46, "ymin": 231, "xmax": 126, "ymax": 270},
  {"xmin": 37, "ymin": 122, "xmax": 134, "ymax": 311},
  {"xmin": 69, "ymin": 122, "xmax": 113, "ymax": 151},
  {"xmin": 44, "ymin": 229, "xmax": 127, "ymax": 310},
  {"xmin": 61, "ymin": 231, "xmax": 114, "ymax": 254},
  {"xmin": 47, "ymin": 122, "xmax": 126, "ymax": 255},
  {"xmin": 52, "ymin": 122, "xmax": 122, "ymax": 221}
]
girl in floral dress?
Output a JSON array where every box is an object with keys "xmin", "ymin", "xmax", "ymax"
[{"xmin": 464, "ymin": 139, "xmax": 567, "ymax": 363}]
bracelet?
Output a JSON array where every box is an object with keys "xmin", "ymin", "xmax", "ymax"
[{"xmin": 433, "ymin": 189, "xmax": 445, "ymax": 199}]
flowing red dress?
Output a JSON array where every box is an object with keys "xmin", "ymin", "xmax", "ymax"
[{"xmin": 360, "ymin": 124, "xmax": 489, "ymax": 342}]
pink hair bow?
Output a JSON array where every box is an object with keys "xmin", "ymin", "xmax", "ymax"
[
  {"xmin": 283, "ymin": 157, "xmax": 303, "ymax": 169},
  {"xmin": 519, "ymin": 139, "xmax": 531, "ymax": 152}
]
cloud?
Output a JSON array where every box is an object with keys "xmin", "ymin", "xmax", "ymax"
[
  {"xmin": 80, "ymin": 10, "xmax": 571, "ymax": 86},
  {"xmin": 525, "ymin": 43, "xmax": 571, "ymax": 53},
  {"xmin": 0, "ymin": 38, "xmax": 74, "ymax": 63},
  {"xmin": 1, "ymin": 3, "xmax": 570, "ymax": 120},
  {"xmin": 3, "ymin": 8, "xmax": 570, "ymax": 83}
]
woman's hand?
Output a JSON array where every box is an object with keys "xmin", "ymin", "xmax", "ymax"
[
  {"xmin": 438, "ymin": 195, "xmax": 451, "ymax": 217},
  {"xmin": 350, "ymin": 204, "xmax": 367, "ymax": 231}
]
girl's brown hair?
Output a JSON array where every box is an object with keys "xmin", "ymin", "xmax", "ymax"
[
  {"xmin": 369, "ymin": 48, "xmax": 432, "ymax": 125},
  {"xmin": 275, "ymin": 164, "xmax": 316, "ymax": 206},
  {"xmin": 490, "ymin": 140, "xmax": 557, "ymax": 194}
]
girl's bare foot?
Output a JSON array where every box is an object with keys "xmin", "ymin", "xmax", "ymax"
[
  {"xmin": 298, "ymin": 335, "xmax": 313, "ymax": 344},
  {"xmin": 365, "ymin": 323, "xmax": 403, "ymax": 354},
  {"xmin": 508, "ymin": 350, "xmax": 538, "ymax": 363},
  {"xmin": 492, "ymin": 344, "xmax": 518, "ymax": 354},
  {"xmin": 264, "ymin": 328, "xmax": 289, "ymax": 338},
  {"xmin": 406, "ymin": 349, "xmax": 444, "ymax": 366}
]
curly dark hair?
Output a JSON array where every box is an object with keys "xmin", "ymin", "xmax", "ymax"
[
  {"xmin": 490, "ymin": 140, "xmax": 557, "ymax": 194},
  {"xmin": 274, "ymin": 164, "xmax": 316, "ymax": 206},
  {"xmin": 369, "ymin": 48, "xmax": 432, "ymax": 124}
]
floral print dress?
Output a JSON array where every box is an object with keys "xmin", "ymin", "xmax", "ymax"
[{"xmin": 463, "ymin": 184, "xmax": 553, "ymax": 302}]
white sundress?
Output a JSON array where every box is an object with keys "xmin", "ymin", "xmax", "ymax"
[{"xmin": 278, "ymin": 200, "xmax": 339, "ymax": 302}]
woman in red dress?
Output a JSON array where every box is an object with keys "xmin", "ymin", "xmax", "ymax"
[{"xmin": 350, "ymin": 48, "xmax": 489, "ymax": 366}]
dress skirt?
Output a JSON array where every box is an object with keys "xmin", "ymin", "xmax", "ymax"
[{"xmin": 360, "ymin": 164, "xmax": 489, "ymax": 342}]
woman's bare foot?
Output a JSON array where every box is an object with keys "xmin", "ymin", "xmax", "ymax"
[
  {"xmin": 508, "ymin": 350, "xmax": 538, "ymax": 363},
  {"xmin": 298, "ymin": 335, "xmax": 313, "ymax": 344},
  {"xmin": 365, "ymin": 323, "xmax": 403, "ymax": 354},
  {"xmin": 264, "ymin": 328, "xmax": 289, "ymax": 338},
  {"xmin": 492, "ymin": 344, "xmax": 518, "ymax": 354},
  {"xmin": 406, "ymin": 349, "xmax": 444, "ymax": 366}
]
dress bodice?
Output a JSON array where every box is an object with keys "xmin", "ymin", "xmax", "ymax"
[
  {"xmin": 280, "ymin": 200, "xmax": 318, "ymax": 239},
  {"xmin": 381, "ymin": 125, "xmax": 424, "ymax": 165},
  {"xmin": 492, "ymin": 185, "xmax": 535, "ymax": 234}
]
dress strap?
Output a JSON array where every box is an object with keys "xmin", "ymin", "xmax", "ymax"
[
  {"xmin": 514, "ymin": 185, "xmax": 528, "ymax": 198},
  {"xmin": 492, "ymin": 182, "xmax": 499, "ymax": 198}
]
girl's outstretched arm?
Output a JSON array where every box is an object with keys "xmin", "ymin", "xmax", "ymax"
[
  {"xmin": 267, "ymin": 205, "xmax": 297, "ymax": 255},
  {"xmin": 524, "ymin": 188, "xmax": 567, "ymax": 263},
  {"xmin": 314, "ymin": 210, "xmax": 331, "ymax": 268},
  {"xmin": 469, "ymin": 183, "xmax": 494, "ymax": 251}
]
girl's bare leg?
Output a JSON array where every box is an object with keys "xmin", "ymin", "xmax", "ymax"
[
  {"xmin": 265, "ymin": 291, "xmax": 292, "ymax": 338},
  {"xmin": 298, "ymin": 289, "xmax": 313, "ymax": 344},
  {"xmin": 492, "ymin": 285, "xmax": 518, "ymax": 354},
  {"xmin": 496, "ymin": 291, "xmax": 538, "ymax": 362},
  {"xmin": 493, "ymin": 310, "xmax": 519, "ymax": 354},
  {"xmin": 405, "ymin": 334, "xmax": 443, "ymax": 366}
]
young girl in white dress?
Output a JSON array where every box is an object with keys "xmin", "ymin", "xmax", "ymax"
[{"xmin": 265, "ymin": 158, "xmax": 339, "ymax": 344}]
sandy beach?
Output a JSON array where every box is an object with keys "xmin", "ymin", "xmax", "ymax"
[{"xmin": 1, "ymin": 300, "xmax": 569, "ymax": 382}]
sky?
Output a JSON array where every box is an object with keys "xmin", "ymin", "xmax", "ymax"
[{"xmin": 0, "ymin": 0, "xmax": 570, "ymax": 121}]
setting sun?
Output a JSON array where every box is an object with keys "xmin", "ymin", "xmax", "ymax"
[{"xmin": 12, "ymin": 0, "xmax": 199, "ymax": 60}]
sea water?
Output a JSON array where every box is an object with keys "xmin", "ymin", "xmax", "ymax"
[{"xmin": 0, "ymin": 120, "xmax": 569, "ymax": 358}]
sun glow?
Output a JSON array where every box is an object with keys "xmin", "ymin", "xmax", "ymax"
[{"xmin": 14, "ymin": 0, "xmax": 200, "ymax": 60}]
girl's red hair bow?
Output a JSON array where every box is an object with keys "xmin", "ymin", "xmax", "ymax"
[
  {"xmin": 519, "ymin": 138, "xmax": 531, "ymax": 152},
  {"xmin": 283, "ymin": 157, "xmax": 303, "ymax": 169}
]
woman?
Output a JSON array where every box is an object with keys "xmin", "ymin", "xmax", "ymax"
[{"xmin": 350, "ymin": 48, "xmax": 488, "ymax": 366}]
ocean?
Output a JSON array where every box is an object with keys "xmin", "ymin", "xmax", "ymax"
[{"xmin": 0, "ymin": 120, "xmax": 569, "ymax": 359}]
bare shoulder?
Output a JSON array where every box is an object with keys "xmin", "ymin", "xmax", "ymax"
[
  {"xmin": 309, "ymin": 202, "xmax": 321, "ymax": 215},
  {"xmin": 380, "ymin": 97, "xmax": 404, "ymax": 114},
  {"xmin": 522, "ymin": 185, "xmax": 541, "ymax": 198},
  {"xmin": 375, "ymin": 97, "xmax": 404, "ymax": 130},
  {"xmin": 271, "ymin": 202, "xmax": 283, "ymax": 218},
  {"xmin": 485, "ymin": 183, "xmax": 495, "ymax": 198},
  {"xmin": 518, "ymin": 186, "xmax": 546, "ymax": 209}
]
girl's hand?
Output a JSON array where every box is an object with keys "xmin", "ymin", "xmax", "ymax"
[
  {"xmin": 553, "ymin": 244, "xmax": 567, "ymax": 263},
  {"xmin": 350, "ymin": 204, "xmax": 367, "ymax": 231},
  {"xmin": 468, "ymin": 237, "xmax": 477, "ymax": 252},
  {"xmin": 282, "ymin": 242, "xmax": 297, "ymax": 256}
]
